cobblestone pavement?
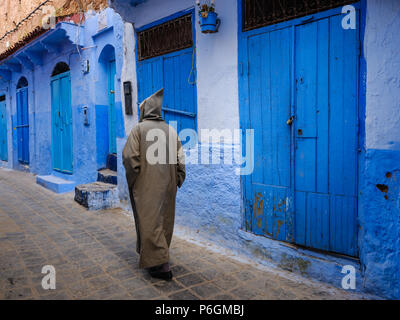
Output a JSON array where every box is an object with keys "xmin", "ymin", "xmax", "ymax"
[{"xmin": 0, "ymin": 168, "xmax": 368, "ymax": 300}]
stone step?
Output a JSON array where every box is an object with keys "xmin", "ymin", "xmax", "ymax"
[
  {"xmin": 37, "ymin": 175, "xmax": 76, "ymax": 194},
  {"xmin": 98, "ymin": 169, "xmax": 117, "ymax": 185},
  {"xmin": 74, "ymin": 182, "xmax": 118, "ymax": 211},
  {"xmin": 106, "ymin": 154, "xmax": 117, "ymax": 172}
]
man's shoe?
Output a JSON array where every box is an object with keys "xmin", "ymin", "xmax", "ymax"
[
  {"xmin": 147, "ymin": 263, "xmax": 173, "ymax": 281},
  {"xmin": 148, "ymin": 269, "xmax": 173, "ymax": 281}
]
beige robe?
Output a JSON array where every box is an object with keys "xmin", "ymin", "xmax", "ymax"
[{"xmin": 122, "ymin": 88, "xmax": 186, "ymax": 269}]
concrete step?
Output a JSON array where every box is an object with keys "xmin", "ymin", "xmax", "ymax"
[
  {"xmin": 74, "ymin": 182, "xmax": 118, "ymax": 211},
  {"xmin": 37, "ymin": 175, "xmax": 76, "ymax": 194},
  {"xmin": 106, "ymin": 154, "xmax": 117, "ymax": 172},
  {"xmin": 98, "ymin": 169, "xmax": 117, "ymax": 185}
]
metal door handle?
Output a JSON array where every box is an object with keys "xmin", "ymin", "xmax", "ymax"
[
  {"xmin": 286, "ymin": 116, "xmax": 294, "ymax": 126},
  {"xmin": 110, "ymin": 90, "xmax": 115, "ymax": 94}
]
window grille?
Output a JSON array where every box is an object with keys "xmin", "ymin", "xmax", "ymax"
[
  {"xmin": 243, "ymin": 0, "xmax": 356, "ymax": 31},
  {"xmin": 137, "ymin": 14, "xmax": 193, "ymax": 61}
]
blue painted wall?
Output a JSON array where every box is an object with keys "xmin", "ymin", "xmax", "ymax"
[
  {"xmin": 0, "ymin": 8, "xmax": 124, "ymax": 186},
  {"xmin": 358, "ymin": 0, "xmax": 400, "ymax": 299}
]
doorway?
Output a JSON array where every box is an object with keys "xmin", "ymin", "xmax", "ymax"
[{"xmin": 51, "ymin": 62, "xmax": 73, "ymax": 174}]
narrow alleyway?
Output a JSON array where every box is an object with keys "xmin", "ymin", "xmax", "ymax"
[{"xmin": 0, "ymin": 168, "xmax": 368, "ymax": 300}]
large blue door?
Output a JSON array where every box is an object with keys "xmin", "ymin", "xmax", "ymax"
[
  {"xmin": 0, "ymin": 96, "xmax": 8, "ymax": 161},
  {"xmin": 108, "ymin": 59, "xmax": 117, "ymax": 154},
  {"xmin": 16, "ymin": 86, "xmax": 29, "ymax": 164},
  {"xmin": 137, "ymin": 48, "xmax": 197, "ymax": 133},
  {"xmin": 240, "ymin": 9, "xmax": 359, "ymax": 256},
  {"xmin": 51, "ymin": 71, "xmax": 73, "ymax": 174}
]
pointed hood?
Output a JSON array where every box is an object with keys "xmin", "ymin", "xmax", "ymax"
[{"xmin": 139, "ymin": 88, "xmax": 164, "ymax": 122}]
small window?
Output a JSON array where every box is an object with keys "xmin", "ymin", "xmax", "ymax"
[
  {"xmin": 51, "ymin": 62, "xmax": 70, "ymax": 77},
  {"xmin": 0, "ymin": 95, "xmax": 5, "ymax": 102},
  {"xmin": 137, "ymin": 14, "xmax": 193, "ymax": 61},
  {"xmin": 243, "ymin": 0, "xmax": 356, "ymax": 31},
  {"xmin": 17, "ymin": 77, "xmax": 28, "ymax": 89}
]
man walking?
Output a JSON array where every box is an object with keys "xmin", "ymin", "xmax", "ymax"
[{"xmin": 122, "ymin": 88, "xmax": 186, "ymax": 280}]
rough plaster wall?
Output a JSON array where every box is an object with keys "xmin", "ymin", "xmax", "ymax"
[
  {"xmin": 364, "ymin": 0, "xmax": 400, "ymax": 151},
  {"xmin": 195, "ymin": 0, "xmax": 239, "ymax": 144},
  {"xmin": 121, "ymin": 22, "xmax": 138, "ymax": 135},
  {"xmin": 361, "ymin": 0, "xmax": 400, "ymax": 299},
  {"xmin": 0, "ymin": 0, "xmax": 108, "ymax": 55},
  {"xmin": 175, "ymin": 144, "xmax": 242, "ymax": 246}
]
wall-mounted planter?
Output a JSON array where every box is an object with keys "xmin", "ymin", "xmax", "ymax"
[{"xmin": 199, "ymin": 11, "xmax": 221, "ymax": 33}]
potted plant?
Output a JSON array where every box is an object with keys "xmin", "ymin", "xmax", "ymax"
[{"xmin": 197, "ymin": 0, "xmax": 221, "ymax": 33}]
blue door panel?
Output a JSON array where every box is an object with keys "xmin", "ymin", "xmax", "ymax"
[
  {"xmin": 0, "ymin": 99, "xmax": 8, "ymax": 161},
  {"xmin": 328, "ymin": 14, "xmax": 359, "ymax": 197},
  {"xmin": 294, "ymin": 15, "xmax": 359, "ymax": 255},
  {"xmin": 108, "ymin": 59, "xmax": 117, "ymax": 154},
  {"xmin": 138, "ymin": 57, "xmax": 163, "ymax": 105},
  {"xmin": 163, "ymin": 51, "xmax": 196, "ymax": 133},
  {"xmin": 16, "ymin": 90, "xmax": 23, "ymax": 162},
  {"xmin": 137, "ymin": 48, "xmax": 197, "ymax": 133},
  {"xmin": 241, "ymin": 9, "xmax": 359, "ymax": 257},
  {"xmin": 330, "ymin": 195, "xmax": 357, "ymax": 256},
  {"xmin": 51, "ymin": 72, "xmax": 72, "ymax": 174},
  {"xmin": 245, "ymin": 27, "xmax": 293, "ymax": 242},
  {"xmin": 252, "ymin": 185, "xmax": 291, "ymax": 242},
  {"xmin": 51, "ymin": 79, "xmax": 61, "ymax": 171},
  {"xmin": 60, "ymin": 75, "xmax": 73, "ymax": 173},
  {"xmin": 16, "ymin": 87, "xmax": 29, "ymax": 164}
]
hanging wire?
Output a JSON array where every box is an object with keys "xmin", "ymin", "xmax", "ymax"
[
  {"xmin": 187, "ymin": 45, "xmax": 197, "ymax": 85},
  {"xmin": 0, "ymin": 0, "xmax": 53, "ymax": 41},
  {"xmin": 74, "ymin": 0, "xmax": 85, "ymax": 60}
]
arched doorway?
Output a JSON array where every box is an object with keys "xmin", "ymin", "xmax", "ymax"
[
  {"xmin": 16, "ymin": 77, "xmax": 29, "ymax": 164},
  {"xmin": 51, "ymin": 62, "xmax": 73, "ymax": 174},
  {"xmin": 99, "ymin": 45, "xmax": 116, "ymax": 155}
]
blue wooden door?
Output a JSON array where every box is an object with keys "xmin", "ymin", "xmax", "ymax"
[
  {"xmin": 244, "ymin": 27, "xmax": 293, "ymax": 243},
  {"xmin": 16, "ymin": 87, "xmax": 29, "ymax": 164},
  {"xmin": 0, "ymin": 96, "xmax": 8, "ymax": 161},
  {"xmin": 163, "ymin": 50, "xmax": 197, "ymax": 133},
  {"xmin": 108, "ymin": 59, "xmax": 117, "ymax": 154},
  {"xmin": 137, "ymin": 48, "xmax": 197, "ymax": 133},
  {"xmin": 294, "ymin": 15, "xmax": 359, "ymax": 256},
  {"xmin": 51, "ymin": 71, "xmax": 73, "ymax": 174},
  {"xmin": 240, "ymin": 9, "xmax": 359, "ymax": 256}
]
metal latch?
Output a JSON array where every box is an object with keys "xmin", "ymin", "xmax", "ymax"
[{"xmin": 286, "ymin": 116, "xmax": 295, "ymax": 126}]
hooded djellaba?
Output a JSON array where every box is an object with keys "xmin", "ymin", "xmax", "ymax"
[{"xmin": 122, "ymin": 88, "xmax": 186, "ymax": 280}]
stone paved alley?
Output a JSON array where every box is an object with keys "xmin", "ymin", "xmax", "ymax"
[{"xmin": 0, "ymin": 168, "xmax": 371, "ymax": 300}]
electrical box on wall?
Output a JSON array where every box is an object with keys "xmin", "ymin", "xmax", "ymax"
[
  {"xmin": 124, "ymin": 81, "xmax": 133, "ymax": 115},
  {"xmin": 81, "ymin": 60, "xmax": 90, "ymax": 74},
  {"xmin": 82, "ymin": 105, "xmax": 89, "ymax": 126}
]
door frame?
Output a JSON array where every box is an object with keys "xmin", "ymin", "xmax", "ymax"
[
  {"xmin": 51, "ymin": 70, "xmax": 73, "ymax": 174},
  {"xmin": 238, "ymin": 1, "xmax": 365, "ymax": 257}
]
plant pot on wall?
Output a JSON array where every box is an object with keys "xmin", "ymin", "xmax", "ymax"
[{"xmin": 199, "ymin": 11, "xmax": 221, "ymax": 33}]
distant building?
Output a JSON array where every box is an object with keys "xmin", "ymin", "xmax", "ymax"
[{"xmin": 0, "ymin": 1, "xmax": 124, "ymax": 193}]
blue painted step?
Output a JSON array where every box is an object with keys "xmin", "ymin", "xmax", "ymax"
[
  {"xmin": 37, "ymin": 175, "xmax": 76, "ymax": 194},
  {"xmin": 98, "ymin": 169, "xmax": 117, "ymax": 185},
  {"xmin": 107, "ymin": 153, "xmax": 117, "ymax": 172}
]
